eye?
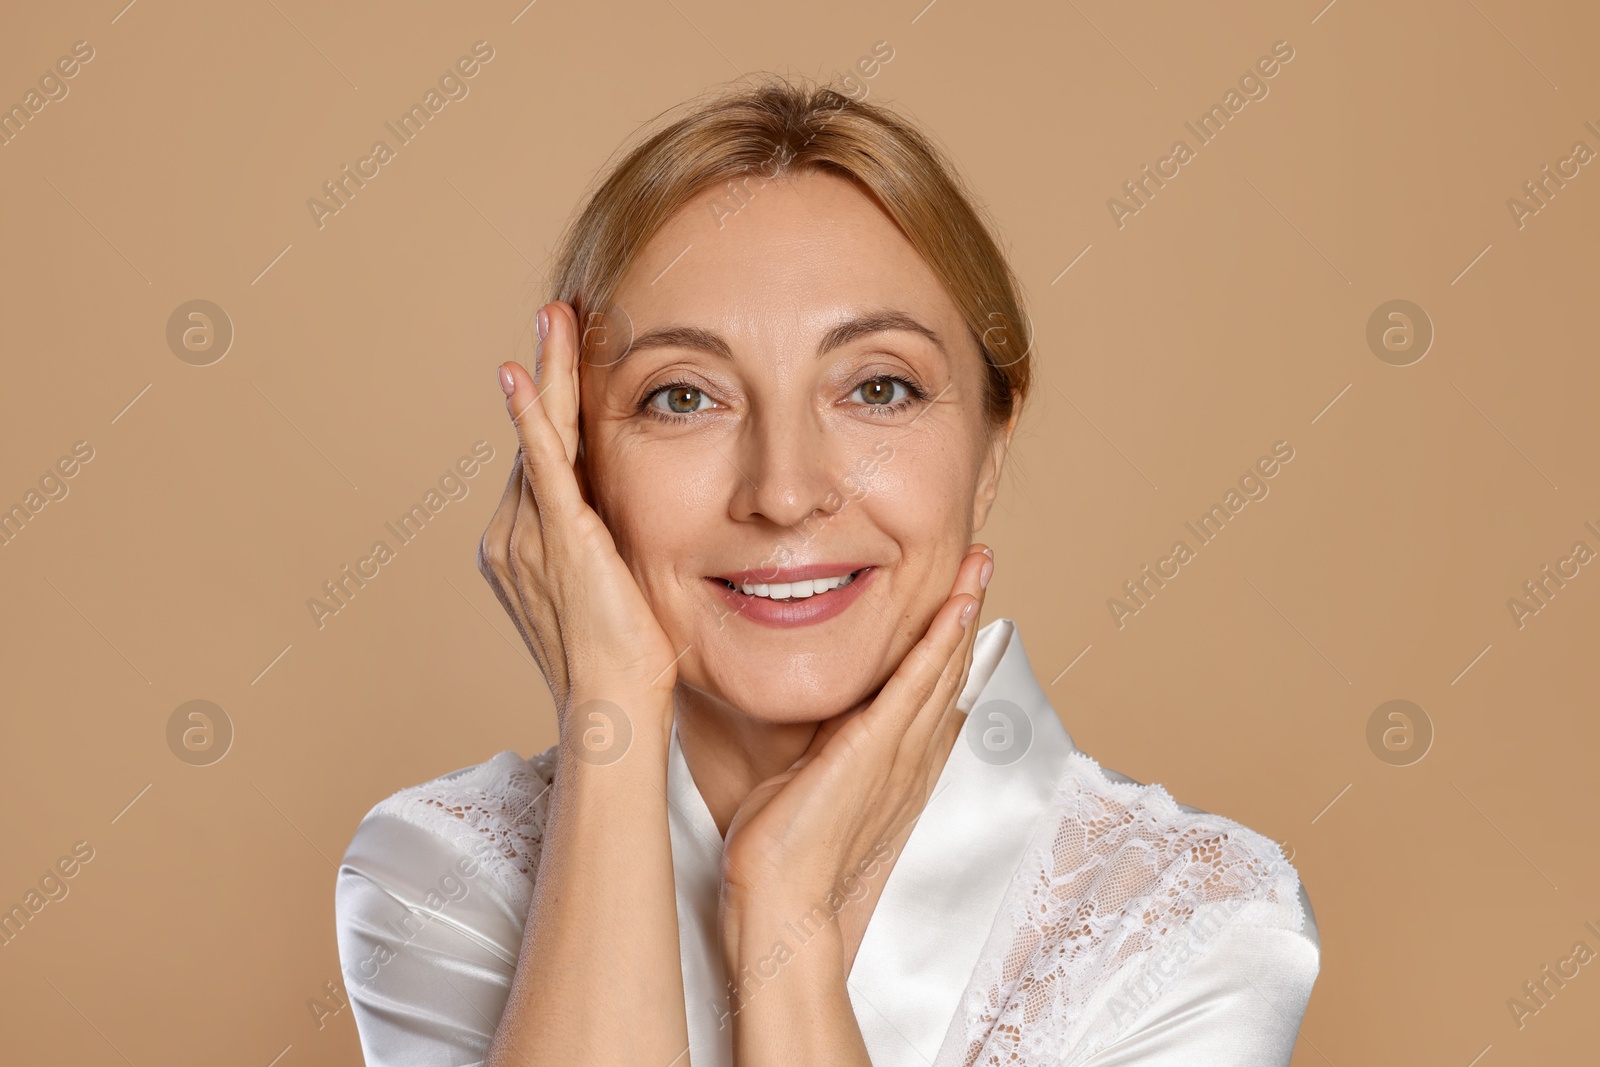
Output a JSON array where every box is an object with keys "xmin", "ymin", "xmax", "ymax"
[
  {"xmin": 642, "ymin": 381, "xmax": 715, "ymax": 419},
  {"xmin": 850, "ymin": 375, "xmax": 927, "ymax": 412}
]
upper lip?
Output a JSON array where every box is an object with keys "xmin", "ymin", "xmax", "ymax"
[{"xmin": 710, "ymin": 562, "xmax": 874, "ymax": 585}]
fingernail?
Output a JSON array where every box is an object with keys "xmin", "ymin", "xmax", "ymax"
[
  {"xmin": 536, "ymin": 308, "xmax": 550, "ymax": 341},
  {"xmin": 979, "ymin": 557, "xmax": 994, "ymax": 590},
  {"xmin": 981, "ymin": 546, "xmax": 994, "ymax": 559},
  {"xmin": 960, "ymin": 600, "xmax": 978, "ymax": 627},
  {"xmin": 499, "ymin": 365, "xmax": 515, "ymax": 397}
]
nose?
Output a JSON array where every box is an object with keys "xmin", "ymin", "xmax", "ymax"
[{"xmin": 727, "ymin": 407, "xmax": 843, "ymax": 531}]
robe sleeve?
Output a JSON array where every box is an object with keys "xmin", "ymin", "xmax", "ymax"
[
  {"xmin": 334, "ymin": 811, "xmax": 529, "ymax": 1066},
  {"xmin": 1075, "ymin": 880, "xmax": 1321, "ymax": 1067},
  {"xmin": 929, "ymin": 764, "xmax": 1324, "ymax": 1067}
]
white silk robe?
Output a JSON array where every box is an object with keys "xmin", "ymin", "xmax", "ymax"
[{"xmin": 335, "ymin": 618, "xmax": 1320, "ymax": 1065}]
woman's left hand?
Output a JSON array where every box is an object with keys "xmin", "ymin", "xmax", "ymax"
[{"xmin": 717, "ymin": 544, "xmax": 994, "ymax": 976}]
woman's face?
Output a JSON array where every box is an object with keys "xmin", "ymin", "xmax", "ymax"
[{"xmin": 577, "ymin": 169, "xmax": 1014, "ymax": 724}]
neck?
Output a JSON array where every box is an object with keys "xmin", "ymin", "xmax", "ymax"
[
  {"xmin": 670, "ymin": 682, "xmax": 970, "ymax": 840},
  {"xmin": 672, "ymin": 684, "xmax": 836, "ymax": 837}
]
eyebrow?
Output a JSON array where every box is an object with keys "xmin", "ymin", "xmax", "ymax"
[{"xmin": 614, "ymin": 309, "xmax": 947, "ymax": 366}]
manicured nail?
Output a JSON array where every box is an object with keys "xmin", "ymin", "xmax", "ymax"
[
  {"xmin": 960, "ymin": 600, "xmax": 978, "ymax": 627},
  {"xmin": 979, "ymin": 556, "xmax": 994, "ymax": 590},
  {"xmin": 981, "ymin": 546, "xmax": 994, "ymax": 559},
  {"xmin": 499, "ymin": 365, "xmax": 515, "ymax": 397},
  {"xmin": 536, "ymin": 308, "xmax": 550, "ymax": 341}
]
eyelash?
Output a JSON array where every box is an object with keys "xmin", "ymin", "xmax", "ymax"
[{"xmin": 638, "ymin": 375, "xmax": 931, "ymax": 423}]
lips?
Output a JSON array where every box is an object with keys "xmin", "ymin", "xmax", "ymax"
[
  {"xmin": 711, "ymin": 561, "xmax": 876, "ymax": 586},
  {"xmin": 705, "ymin": 565, "xmax": 877, "ymax": 629}
]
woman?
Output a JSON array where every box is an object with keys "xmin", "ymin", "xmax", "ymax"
[{"xmin": 334, "ymin": 77, "xmax": 1319, "ymax": 1066}]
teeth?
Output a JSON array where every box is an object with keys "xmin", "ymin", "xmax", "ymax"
[{"xmin": 739, "ymin": 571, "xmax": 858, "ymax": 600}]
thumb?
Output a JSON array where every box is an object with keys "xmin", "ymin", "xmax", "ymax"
[
  {"xmin": 724, "ymin": 771, "xmax": 793, "ymax": 843},
  {"xmin": 789, "ymin": 705, "xmax": 865, "ymax": 773}
]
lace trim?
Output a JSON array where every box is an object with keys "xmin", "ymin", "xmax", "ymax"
[
  {"xmin": 935, "ymin": 750, "xmax": 1306, "ymax": 1067},
  {"xmin": 368, "ymin": 746, "xmax": 558, "ymax": 914}
]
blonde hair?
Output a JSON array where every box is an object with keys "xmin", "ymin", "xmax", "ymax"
[{"xmin": 548, "ymin": 74, "xmax": 1032, "ymax": 429}]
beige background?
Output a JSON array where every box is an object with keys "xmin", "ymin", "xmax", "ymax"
[{"xmin": 2, "ymin": 0, "xmax": 1597, "ymax": 1063}]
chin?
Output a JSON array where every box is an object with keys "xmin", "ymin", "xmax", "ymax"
[
  {"xmin": 680, "ymin": 638, "xmax": 885, "ymax": 726},
  {"xmin": 716, "ymin": 675, "xmax": 868, "ymax": 726}
]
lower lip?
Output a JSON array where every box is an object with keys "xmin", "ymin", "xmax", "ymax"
[{"xmin": 707, "ymin": 568, "xmax": 877, "ymax": 629}]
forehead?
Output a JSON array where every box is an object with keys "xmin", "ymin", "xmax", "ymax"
[{"xmin": 604, "ymin": 169, "xmax": 961, "ymax": 343}]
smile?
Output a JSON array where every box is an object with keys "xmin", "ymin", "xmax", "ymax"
[
  {"xmin": 718, "ymin": 570, "xmax": 862, "ymax": 601},
  {"xmin": 705, "ymin": 564, "xmax": 877, "ymax": 628}
]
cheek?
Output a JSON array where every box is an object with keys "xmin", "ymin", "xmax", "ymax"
[
  {"xmin": 590, "ymin": 438, "xmax": 728, "ymax": 585},
  {"xmin": 851, "ymin": 435, "xmax": 977, "ymax": 539}
]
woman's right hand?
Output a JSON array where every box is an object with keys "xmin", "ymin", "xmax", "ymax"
[
  {"xmin": 480, "ymin": 304, "xmax": 693, "ymax": 1067},
  {"xmin": 478, "ymin": 300, "xmax": 680, "ymax": 750}
]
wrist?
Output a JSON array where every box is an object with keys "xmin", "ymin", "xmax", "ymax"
[
  {"xmin": 557, "ymin": 687, "xmax": 675, "ymax": 768},
  {"xmin": 721, "ymin": 890, "xmax": 845, "ymax": 980}
]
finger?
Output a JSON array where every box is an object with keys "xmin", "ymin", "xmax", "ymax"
[
  {"xmin": 500, "ymin": 356, "xmax": 586, "ymax": 523},
  {"xmin": 812, "ymin": 542, "xmax": 986, "ymax": 767},
  {"xmin": 534, "ymin": 301, "xmax": 582, "ymax": 467},
  {"xmin": 475, "ymin": 450, "xmax": 556, "ymax": 677},
  {"xmin": 863, "ymin": 548, "xmax": 989, "ymax": 743},
  {"xmin": 478, "ymin": 448, "xmax": 527, "ymax": 579},
  {"xmin": 901, "ymin": 547, "xmax": 991, "ymax": 759},
  {"xmin": 722, "ymin": 772, "xmax": 792, "ymax": 847},
  {"xmin": 943, "ymin": 545, "xmax": 990, "ymax": 692},
  {"xmin": 510, "ymin": 471, "xmax": 565, "ymax": 692},
  {"xmin": 791, "ymin": 705, "xmax": 865, "ymax": 772},
  {"xmin": 478, "ymin": 449, "xmax": 536, "ymax": 611}
]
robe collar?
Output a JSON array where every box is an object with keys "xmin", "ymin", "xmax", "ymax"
[{"xmin": 665, "ymin": 617, "xmax": 1076, "ymax": 1067}]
